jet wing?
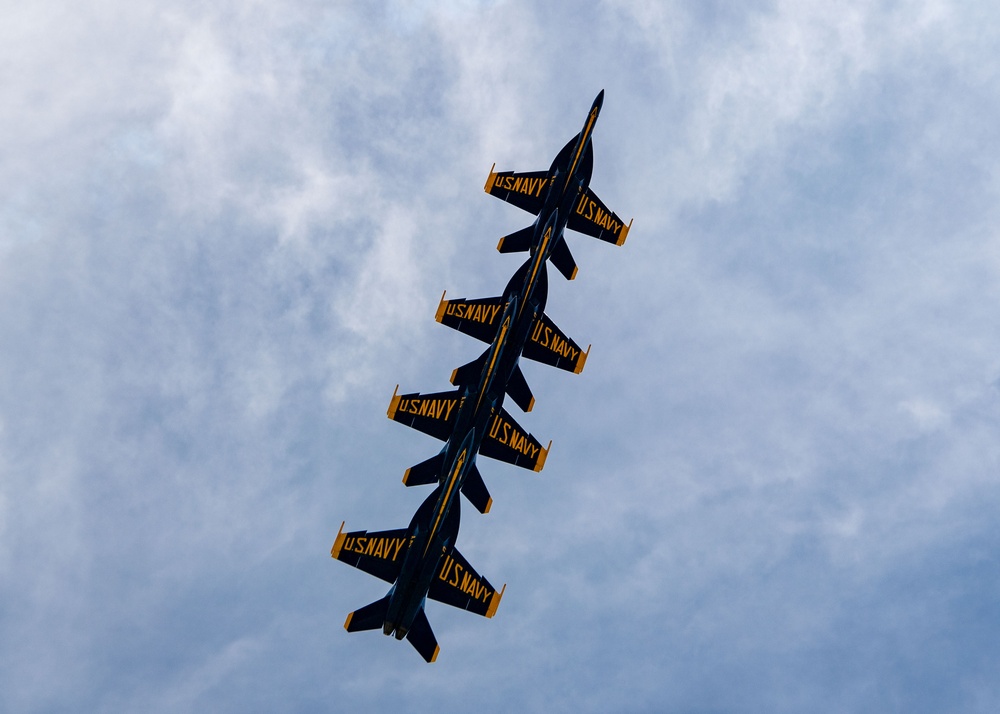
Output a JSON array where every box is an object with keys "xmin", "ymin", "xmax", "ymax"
[
  {"xmin": 479, "ymin": 406, "xmax": 549, "ymax": 472},
  {"xmin": 435, "ymin": 293, "xmax": 504, "ymax": 344},
  {"xmin": 387, "ymin": 387, "xmax": 463, "ymax": 441},
  {"xmin": 428, "ymin": 546, "xmax": 504, "ymax": 618},
  {"xmin": 522, "ymin": 312, "xmax": 589, "ymax": 374},
  {"xmin": 568, "ymin": 187, "xmax": 631, "ymax": 246},
  {"xmin": 331, "ymin": 523, "xmax": 411, "ymax": 584},
  {"xmin": 484, "ymin": 167, "xmax": 549, "ymax": 215}
]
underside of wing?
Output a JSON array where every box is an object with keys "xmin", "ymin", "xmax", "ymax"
[
  {"xmin": 479, "ymin": 406, "xmax": 549, "ymax": 472},
  {"xmin": 331, "ymin": 523, "xmax": 411, "ymax": 584},
  {"xmin": 567, "ymin": 187, "xmax": 631, "ymax": 246},
  {"xmin": 484, "ymin": 167, "xmax": 549, "ymax": 215},
  {"xmin": 522, "ymin": 312, "xmax": 589, "ymax": 374},
  {"xmin": 428, "ymin": 545, "xmax": 505, "ymax": 618},
  {"xmin": 435, "ymin": 292, "xmax": 505, "ymax": 344},
  {"xmin": 387, "ymin": 386, "xmax": 464, "ymax": 441}
]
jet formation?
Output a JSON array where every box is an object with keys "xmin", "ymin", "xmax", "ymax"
[{"xmin": 331, "ymin": 90, "xmax": 630, "ymax": 662}]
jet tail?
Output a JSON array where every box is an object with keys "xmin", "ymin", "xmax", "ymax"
[
  {"xmin": 505, "ymin": 364, "xmax": 535, "ymax": 412},
  {"xmin": 497, "ymin": 225, "xmax": 533, "ymax": 254},
  {"xmin": 403, "ymin": 452, "xmax": 444, "ymax": 486},
  {"xmin": 498, "ymin": 227, "xmax": 578, "ymax": 281},
  {"xmin": 405, "ymin": 606, "xmax": 440, "ymax": 663},
  {"xmin": 461, "ymin": 464, "xmax": 492, "ymax": 514},
  {"xmin": 450, "ymin": 351, "xmax": 488, "ymax": 387},
  {"xmin": 344, "ymin": 594, "xmax": 391, "ymax": 633},
  {"xmin": 549, "ymin": 236, "xmax": 578, "ymax": 280}
]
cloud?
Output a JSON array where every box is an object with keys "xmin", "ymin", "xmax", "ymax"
[{"xmin": 2, "ymin": 0, "xmax": 1000, "ymax": 711}]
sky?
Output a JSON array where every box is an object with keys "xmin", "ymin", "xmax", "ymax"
[{"xmin": 2, "ymin": 1, "xmax": 999, "ymax": 711}]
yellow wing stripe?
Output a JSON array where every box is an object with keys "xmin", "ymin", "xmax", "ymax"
[
  {"xmin": 486, "ymin": 583, "xmax": 506, "ymax": 618},
  {"xmin": 574, "ymin": 345, "xmax": 591, "ymax": 375},
  {"xmin": 434, "ymin": 291, "xmax": 448, "ymax": 322},
  {"xmin": 617, "ymin": 218, "xmax": 632, "ymax": 246},
  {"xmin": 533, "ymin": 441, "xmax": 552, "ymax": 472},
  {"xmin": 387, "ymin": 385, "xmax": 401, "ymax": 419},
  {"xmin": 484, "ymin": 163, "xmax": 497, "ymax": 193},
  {"xmin": 331, "ymin": 521, "xmax": 347, "ymax": 558}
]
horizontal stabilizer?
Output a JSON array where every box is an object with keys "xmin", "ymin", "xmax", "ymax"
[
  {"xmin": 505, "ymin": 364, "xmax": 535, "ymax": 412},
  {"xmin": 549, "ymin": 235, "xmax": 578, "ymax": 280},
  {"xmin": 388, "ymin": 386, "xmax": 463, "ymax": 441},
  {"xmin": 406, "ymin": 606, "xmax": 440, "ymax": 663},
  {"xmin": 484, "ymin": 165, "xmax": 548, "ymax": 215},
  {"xmin": 450, "ymin": 351, "xmax": 488, "ymax": 387},
  {"xmin": 567, "ymin": 187, "xmax": 631, "ymax": 246},
  {"xmin": 461, "ymin": 464, "xmax": 492, "ymax": 514},
  {"xmin": 332, "ymin": 522, "xmax": 411, "ymax": 584},
  {"xmin": 497, "ymin": 225, "xmax": 534, "ymax": 254},
  {"xmin": 344, "ymin": 595, "xmax": 390, "ymax": 633},
  {"xmin": 522, "ymin": 313, "xmax": 589, "ymax": 374},
  {"xmin": 480, "ymin": 406, "xmax": 549, "ymax": 472},
  {"xmin": 436, "ymin": 292, "xmax": 505, "ymax": 345},
  {"xmin": 403, "ymin": 452, "xmax": 444, "ymax": 486},
  {"xmin": 428, "ymin": 546, "xmax": 504, "ymax": 619}
]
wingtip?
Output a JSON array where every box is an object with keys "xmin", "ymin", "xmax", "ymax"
[
  {"xmin": 486, "ymin": 583, "xmax": 506, "ymax": 618},
  {"xmin": 534, "ymin": 441, "xmax": 552, "ymax": 472},
  {"xmin": 617, "ymin": 218, "xmax": 632, "ymax": 246},
  {"xmin": 331, "ymin": 521, "xmax": 347, "ymax": 558},
  {"xmin": 574, "ymin": 345, "xmax": 591, "ymax": 374},
  {"xmin": 387, "ymin": 384, "xmax": 401, "ymax": 418},
  {"xmin": 484, "ymin": 162, "xmax": 497, "ymax": 193},
  {"xmin": 434, "ymin": 291, "xmax": 448, "ymax": 322}
]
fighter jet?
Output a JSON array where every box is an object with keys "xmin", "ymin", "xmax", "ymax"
[
  {"xmin": 387, "ymin": 210, "xmax": 592, "ymax": 516},
  {"xmin": 484, "ymin": 89, "xmax": 631, "ymax": 281},
  {"xmin": 331, "ymin": 428, "xmax": 503, "ymax": 663}
]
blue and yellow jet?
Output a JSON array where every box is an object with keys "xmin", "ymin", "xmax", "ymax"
[
  {"xmin": 331, "ymin": 93, "xmax": 630, "ymax": 662},
  {"xmin": 485, "ymin": 89, "xmax": 631, "ymax": 281}
]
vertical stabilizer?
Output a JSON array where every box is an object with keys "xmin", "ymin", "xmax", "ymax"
[{"xmin": 405, "ymin": 606, "xmax": 440, "ymax": 663}]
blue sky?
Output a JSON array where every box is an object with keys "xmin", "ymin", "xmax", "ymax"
[{"xmin": 2, "ymin": 1, "xmax": 999, "ymax": 712}]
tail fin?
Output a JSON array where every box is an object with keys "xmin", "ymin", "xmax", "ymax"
[
  {"xmin": 344, "ymin": 595, "xmax": 390, "ymax": 633},
  {"xmin": 405, "ymin": 606, "xmax": 440, "ymax": 663},
  {"xmin": 403, "ymin": 452, "xmax": 444, "ymax": 486},
  {"xmin": 450, "ymin": 350, "xmax": 488, "ymax": 386},
  {"xmin": 505, "ymin": 364, "xmax": 535, "ymax": 412},
  {"xmin": 461, "ymin": 464, "xmax": 492, "ymax": 514},
  {"xmin": 549, "ymin": 235, "xmax": 578, "ymax": 280},
  {"xmin": 497, "ymin": 225, "xmax": 534, "ymax": 254}
]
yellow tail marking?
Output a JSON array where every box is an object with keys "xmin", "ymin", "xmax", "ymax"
[
  {"xmin": 496, "ymin": 236, "xmax": 505, "ymax": 252},
  {"xmin": 430, "ymin": 644, "xmax": 440, "ymax": 663},
  {"xmin": 450, "ymin": 367, "xmax": 459, "ymax": 386},
  {"xmin": 402, "ymin": 468, "xmax": 412, "ymax": 485},
  {"xmin": 526, "ymin": 395, "xmax": 535, "ymax": 413},
  {"xmin": 387, "ymin": 385, "xmax": 401, "ymax": 418},
  {"xmin": 343, "ymin": 611, "xmax": 354, "ymax": 630},
  {"xmin": 434, "ymin": 291, "xmax": 448, "ymax": 322},
  {"xmin": 617, "ymin": 218, "xmax": 632, "ymax": 246},
  {"xmin": 534, "ymin": 441, "xmax": 552, "ymax": 472},
  {"xmin": 484, "ymin": 163, "xmax": 497, "ymax": 193},
  {"xmin": 569, "ymin": 265, "xmax": 578, "ymax": 280},
  {"xmin": 574, "ymin": 345, "xmax": 591, "ymax": 375},
  {"xmin": 484, "ymin": 497, "xmax": 493, "ymax": 514},
  {"xmin": 331, "ymin": 521, "xmax": 346, "ymax": 558},
  {"xmin": 486, "ymin": 583, "xmax": 506, "ymax": 618}
]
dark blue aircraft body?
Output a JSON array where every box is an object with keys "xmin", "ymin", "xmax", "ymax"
[{"xmin": 331, "ymin": 92, "xmax": 629, "ymax": 662}]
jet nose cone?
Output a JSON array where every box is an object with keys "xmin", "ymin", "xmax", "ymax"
[{"xmin": 593, "ymin": 89, "xmax": 605, "ymax": 112}]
